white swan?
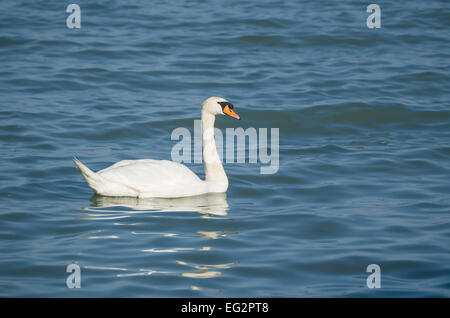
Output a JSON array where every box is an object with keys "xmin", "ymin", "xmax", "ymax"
[{"xmin": 74, "ymin": 96, "xmax": 240, "ymax": 198}]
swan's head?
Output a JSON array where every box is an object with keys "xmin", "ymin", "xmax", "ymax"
[{"xmin": 202, "ymin": 96, "xmax": 240, "ymax": 120}]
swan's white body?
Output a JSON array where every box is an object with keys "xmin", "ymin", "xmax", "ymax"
[{"xmin": 74, "ymin": 97, "xmax": 239, "ymax": 198}]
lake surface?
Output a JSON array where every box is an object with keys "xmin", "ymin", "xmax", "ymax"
[{"xmin": 0, "ymin": 0, "xmax": 449, "ymax": 297}]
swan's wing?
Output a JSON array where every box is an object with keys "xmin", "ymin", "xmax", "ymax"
[
  {"xmin": 97, "ymin": 159, "xmax": 206, "ymax": 197},
  {"xmin": 98, "ymin": 160, "xmax": 137, "ymax": 173}
]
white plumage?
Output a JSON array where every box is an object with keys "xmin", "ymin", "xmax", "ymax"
[{"xmin": 74, "ymin": 97, "xmax": 240, "ymax": 198}]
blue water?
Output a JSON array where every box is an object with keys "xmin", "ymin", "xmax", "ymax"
[{"xmin": 0, "ymin": 0, "xmax": 449, "ymax": 297}]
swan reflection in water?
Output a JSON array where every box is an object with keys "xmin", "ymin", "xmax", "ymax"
[
  {"xmin": 82, "ymin": 192, "xmax": 229, "ymax": 219},
  {"xmin": 81, "ymin": 193, "xmax": 236, "ymax": 290}
]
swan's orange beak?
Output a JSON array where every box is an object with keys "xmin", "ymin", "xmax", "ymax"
[{"xmin": 223, "ymin": 105, "xmax": 240, "ymax": 120}]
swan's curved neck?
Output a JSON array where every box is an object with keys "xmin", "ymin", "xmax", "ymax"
[{"xmin": 201, "ymin": 111, "xmax": 228, "ymax": 187}]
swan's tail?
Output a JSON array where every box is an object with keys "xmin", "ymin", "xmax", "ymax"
[{"xmin": 73, "ymin": 157, "xmax": 104, "ymax": 194}]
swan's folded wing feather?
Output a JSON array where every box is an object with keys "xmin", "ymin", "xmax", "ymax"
[
  {"xmin": 97, "ymin": 159, "xmax": 205, "ymax": 197},
  {"xmin": 97, "ymin": 160, "xmax": 137, "ymax": 173}
]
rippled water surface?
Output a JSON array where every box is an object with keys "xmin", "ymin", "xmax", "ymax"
[{"xmin": 0, "ymin": 1, "xmax": 449, "ymax": 297}]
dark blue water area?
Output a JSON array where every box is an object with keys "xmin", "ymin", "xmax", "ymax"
[{"xmin": 0, "ymin": 1, "xmax": 449, "ymax": 297}]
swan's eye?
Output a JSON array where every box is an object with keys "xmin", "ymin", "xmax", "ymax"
[{"xmin": 218, "ymin": 101, "xmax": 234, "ymax": 110}]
